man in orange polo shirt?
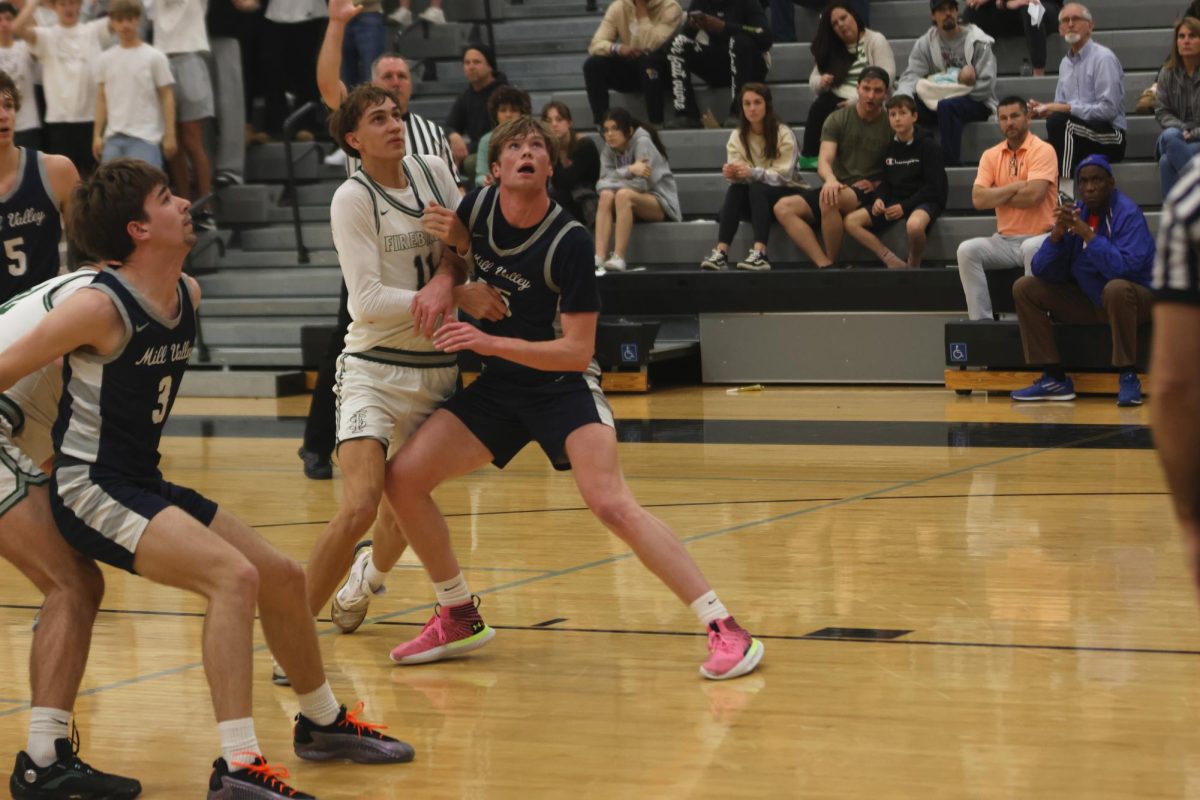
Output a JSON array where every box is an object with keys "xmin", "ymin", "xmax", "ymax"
[{"xmin": 956, "ymin": 95, "xmax": 1057, "ymax": 319}]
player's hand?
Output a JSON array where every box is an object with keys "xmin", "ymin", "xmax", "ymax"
[
  {"xmin": 410, "ymin": 272, "xmax": 455, "ymax": 339},
  {"xmin": 433, "ymin": 320, "xmax": 497, "ymax": 356},
  {"xmin": 92, "ymin": 136, "xmax": 103, "ymax": 161},
  {"xmin": 885, "ymin": 203, "xmax": 904, "ymax": 221},
  {"xmin": 453, "ymin": 281, "xmax": 509, "ymax": 321},
  {"xmin": 421, "ymin": 201, "xmax": 469, "ymax": 252},
  {"xmin": 328, "ymin": 0, "xmax": 364, "ymax": 25},
  {"xmin": 162, "ymin": 134, "xmax": 177, "ymax": 160}
]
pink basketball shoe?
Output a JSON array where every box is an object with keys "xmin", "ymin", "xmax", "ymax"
[
  {"xmin": 700, "ymin": 617, "xmax": 764, "ymax": 680},
  {"xmin": 389, "ymin": 598, "xmax": 495, "ymax": 665}
]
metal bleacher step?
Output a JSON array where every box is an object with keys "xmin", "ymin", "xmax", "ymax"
[
  {"xmin": 198, "ymin": 346, "xmax": 305, "ymax": 368},
  {"xmin": 216, "ymin": 249, "xmax": 340, "ymax": 269},
  {"xmin": 177, "ymin": 368, "xmax": 308, "ymax": 398},
  {"xmin": 196, "ymin": 266, "xmax": 340, "ymax": 297},
  {"xmin": 201, "ymin": 297, "xmax": 338, "ymax": 316}
]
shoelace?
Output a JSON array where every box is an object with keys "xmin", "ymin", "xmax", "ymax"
[
  {"xmin": 230, "ymin": 753, "xmax": 299, "ymax": 796},
  {"xmin": 337, "ymin": 702, "xmax": 389, "ymax": 739}
]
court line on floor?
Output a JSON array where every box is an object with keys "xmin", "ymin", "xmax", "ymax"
[{"xmin": 0, "ymin": 427, "xmax": 1135, "ymax": 718}]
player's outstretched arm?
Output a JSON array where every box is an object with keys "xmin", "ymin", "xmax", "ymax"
[
  {"xmin": 433, "ymin": 310, "xmax": 597, "ymax": 373},
  {"xmin": 0, "ymin": 288, "xmax": 124, "ymax": 393},
  {"xmin": 317, "ymin": 0, "xmax": 358, "ymax": 111}
]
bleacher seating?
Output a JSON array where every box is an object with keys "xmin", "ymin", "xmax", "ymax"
[{"xmin": 196, "ymin": 0, "xmax": 1177, "ymax": 385}]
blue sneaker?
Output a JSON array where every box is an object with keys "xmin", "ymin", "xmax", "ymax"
[
  {"xmin": 1117, "ymin": 372, "xmax": 1143, "ymax": 407},
  {"xmin": 1011, "ymin": 373, "xmax": 1076, "ymax": 402}
]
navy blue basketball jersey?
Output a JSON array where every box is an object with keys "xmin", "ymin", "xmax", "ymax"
[
  {"xmin": 0, "ymin": 148, "xmax": 63, "ymax": 302},
  {"xmin": 52, "ymin": 268, "xmax": 196, "ymax": 478},
  {"xmin": 457, "ymin": 186, "xmax": 599, "ymax": 383}
]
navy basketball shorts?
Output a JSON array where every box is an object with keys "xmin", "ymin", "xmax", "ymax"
[
  {"xmin": 51, "ymin": 459, "xmax": 219, "ymax": 574},
  {"xmin": 442, "ymin": 365, "xmax": 615, "ymax": 471}
]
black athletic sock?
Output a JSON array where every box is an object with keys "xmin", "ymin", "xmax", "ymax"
[{"xmin": 1044, "ymin": 365, "xmax": 1067, "ymax": 382}]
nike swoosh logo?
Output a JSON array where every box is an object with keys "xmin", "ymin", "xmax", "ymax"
[
  {"xmin": 135, "ymin": 322, "xmax": 150, "ymax": 332},
  {"xmin": 380, "ymin": 209, "xmax": 389, "ymax": 215}
]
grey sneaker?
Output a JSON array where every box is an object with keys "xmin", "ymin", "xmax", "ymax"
[
  {"xmin": 331, "ymin": 540, "xmax": 385, "ymax": 634},
  {"xmin": 700, "ymin": 248, "xmax": 729, "ymax": 270},
  {"xmin": 270, "ymin": 657, "xmax": 289, "ymax": 687},
  {"xmin": 293, "ymin": 703, "xmax": 415, "ymax": 764},
  {"xmin": 735, "ymin": 250, "xmax": 771, "ymax": 271}
]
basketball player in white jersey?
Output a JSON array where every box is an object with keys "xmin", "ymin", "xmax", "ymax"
[
  {"xmin": 294, "ymin": 85, "xmax": 509, "ymax": 664},
  {"xmin": 0, "ymin": 266, "xmax": 143, "ymax": 798}
]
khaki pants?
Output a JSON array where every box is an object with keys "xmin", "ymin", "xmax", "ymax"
[{"xmin": 1013, "ymin": 275, "xmax": 1153, "ymax": 367}]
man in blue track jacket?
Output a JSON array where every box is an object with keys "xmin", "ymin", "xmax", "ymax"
[{"xmin": 1010, "ymin": 154, "xmax": 1155, "ymax": 406}]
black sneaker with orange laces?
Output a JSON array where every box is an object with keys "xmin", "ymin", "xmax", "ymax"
[
  {"xmin": 10, "ymin": 730, "xmax": 141, "ymax": 799},
  {"xmin": 207, "ymin": 754, "xmax": 314, "ymax": 799},
  {"xmin": 293, "ymin": 703, "xmax": 415, "ymax": 764}
]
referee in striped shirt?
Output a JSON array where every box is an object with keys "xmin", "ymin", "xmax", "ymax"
[
  {"xmin": 298, "ymin": 0, "xmax": 463, "ymax": 480},
  {"xmin": 1152, "ymin": 156, "xmax": 1200, "ymax": 593}
]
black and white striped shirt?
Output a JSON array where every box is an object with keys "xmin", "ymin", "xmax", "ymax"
[
  {"xmin": 346, "ymin": 111, "xmax": 460, "ymax": 184},
  {"xmin": 1155, "ymin": 157, "xmax": 1200, "ymax": 304}
]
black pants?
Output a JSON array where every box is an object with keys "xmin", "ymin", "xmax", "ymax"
[
  {"xmin": 718, "ymin": 182, "xmax": 795, "ymax": 245},
  {"xmin": 302, "ymin": 280, "xmax": 352, "ymax": 460},
  {"xmin": 1045, "ymin": 112, "xmax": 1126, "ymax": 177},
  {"xmin": 666, "ymin": 31, "xmax": 769, "ymax": 119},
  {"xmin": 963, "ymin": 1, "xmax": 1058, "ymax": 69},
  {"xmin": 802, "ymin": 91, "xmax": 844, "ymax": 158},
  {"xmin": 262, "ymin": 17, "xmax": 325, "ymax": 135},
  {"xmin": 45, "ymin": 122, "xmax": 96, "ymax": 178},
  {"xmin": 583, "ymin": 52, "xmax": 669, "ymax": 125}
]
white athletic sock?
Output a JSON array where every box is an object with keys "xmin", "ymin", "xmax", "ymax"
[
  {"xmin": 433, "ymin": 573, "xmax": 472, "ymax": 607},
  {"xmin": 296, "ymin": 681, "xmax": 340, "ymax": 726},
  {"xmin": 27, "ymin": 707, "xmax": 70, "ymax": 767},
  {"xmin": 217, "ymin": 717, "xmax": 260, "ymax": 768},
  {"xmin": 689, "ymin": 591, "xmax": 729, "ymax": 627},
  {"xmin": 364, "ymin": 554, "xmax": 390, "ymax": 592}
]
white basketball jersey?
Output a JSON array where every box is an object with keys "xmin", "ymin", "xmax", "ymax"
[
  {"xmin": 0, "ymin": 267, "xmax": 97, "ymax": 462},
  {"xmin": 331, "ymin": 154, "xmax": 461, "ymax": 356}
]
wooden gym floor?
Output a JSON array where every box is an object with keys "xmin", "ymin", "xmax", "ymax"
[{"xmin": 0, "ymin": 385, "xmax": 1193, "ymax": 799}]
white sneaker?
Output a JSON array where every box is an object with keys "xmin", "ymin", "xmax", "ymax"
[
  {"xmin": 389, "ymin": 5, "xmax": 413, "ymax": 26},
  {"xmin": 418, "ymin": 5, "xmax": 446, "ymax": 24},
  {"xmin": 603, "ymin": 254, "xmax": 627, "ymax": 272},
  {"xmin": 331, "ymin": 541, "xmax": 386, "ymax": 634},
  {"xmin": 324, "ymin": 149, "xmax": 346, "ymax": 167},
  {"xmin": 271, "ymin": 658, "xmax": 290, "ymax": 686}
]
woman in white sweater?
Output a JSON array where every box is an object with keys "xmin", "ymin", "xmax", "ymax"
[
  {"xmin": 801, "ymin": 1, "xmax": 895, "ymax": 168},
  {"xmin": 594, "ymin": 107, "xmax": 680, "ymax": 272},
  {"xmin": 701, "ymin": 83, "xmax": 803, "ymax": 272}
]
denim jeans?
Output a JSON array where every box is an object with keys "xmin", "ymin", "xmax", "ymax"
[
  {"xmin": 341, "ymin": 11, "xmax": 386, "ymax": 89},
  {"xmin": 102, "ymin": 134, "xmax": 163, "ymax": 169},
  {"xmin": 1157, "ymin": 126, "xmax": 1200, "ymax": 199}
]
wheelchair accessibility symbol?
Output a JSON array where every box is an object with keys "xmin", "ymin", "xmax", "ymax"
[
  {"xmin": 620, "ymin": 343, "xmax": 639, "ymax": 363},
  {"xmin": 949, "ymin": 343, "xmax": 968, "ymax": 362}
]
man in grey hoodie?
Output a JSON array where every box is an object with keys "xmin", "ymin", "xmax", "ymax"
[{"xmin": 896, "ymin": 0, "xmax": 998, "ymax": 166}]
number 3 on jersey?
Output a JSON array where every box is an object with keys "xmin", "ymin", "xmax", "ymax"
[
  {"xmin": 152, "ymin": 376, "xmax": 172, "ymax": 423},
  {"xmin": 4, "ymin": 237, "xmax": 26, "ymax": 276}
]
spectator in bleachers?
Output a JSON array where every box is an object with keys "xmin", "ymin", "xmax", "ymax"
[
  {"xmin": 1028, "ymin": 3, "xmax": 1125, "ymax": 192},
  {"xmin": 1011, "ymin": 154, "xmax": 1154, "ymax": 404},
  {"xmin": 701, "ymin": 83, "xmax": 802, "ymax": 271},
  {"xmin": 155, "ymin": 0, "xmax": 216, "ymax": 229},
  {"xmin": 318, "ymin": 0, "xmax": 457, "ymax": 177},
  {"xmin": 338, "ymin": 0, "xmax": 385, "ymax": 91},
  {"xmin": 207, "ymin": 0, "xmax": 261, "ymax": 187},
  {"xmin": 844, "ymin": 94, "xmax": 947, "ymax": 267},
  {"xmin": 446, "ymin": 45, "xmax": 505, "ymax": 183},
  {"xmin": 542, "ymin": 100, "xmax": 601, "ymax": 228},
  {"xmin": 390, "ymin": 0, "xmax": 446, "ymax": 28},
  {"xmin": 956, "ymin": 96, "xmax": 1056, "ymax": 319},
  {"xmin": 92, "ymin": 0, "xmax": 174, "ymax": 169},
  {"xmin": 775, "ymin": 65, "xmax": 891, "ymax": 268},
  {"xmin": 963, "ymin": 0, "xmax": 1059, "ymax": 77},
  {"xmin": 1155, "ymin": 17, "xmax": 1200, "ymax": 197},
  {"xmin": 769, "ymin": 0, "xmax": 869, "ymax": 44},
  {"xmin": 800, "ymin": 1, "xmax": 894, "ymax": 170},
  {"xmin": 896, "ymin": 0, "xmax": 997, "ymax": 167},
  {"xmin": 262, "ymin": 0, "xmax": 327, "ymax": 142},
  {"xmin": 0, "ymin": 3, "xmax": 40, "ymax": 150},
  {"xmin": 664, "ymin": 0, "xmax": 772, "ymax": 129},
  {"xmin": 594, "ymin": 107, "xmax": 680, "ymax": 272},
  {"xmin": 474, "ymin": 85, "xmax": 532, "ymax": 188},
  {"xmin": 583, "ymin": 0, "xmax": 684, "ymax": 127},
  {"xmin": 14, "ymin": 0, "xmax": 113, "ymax": 178}
]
